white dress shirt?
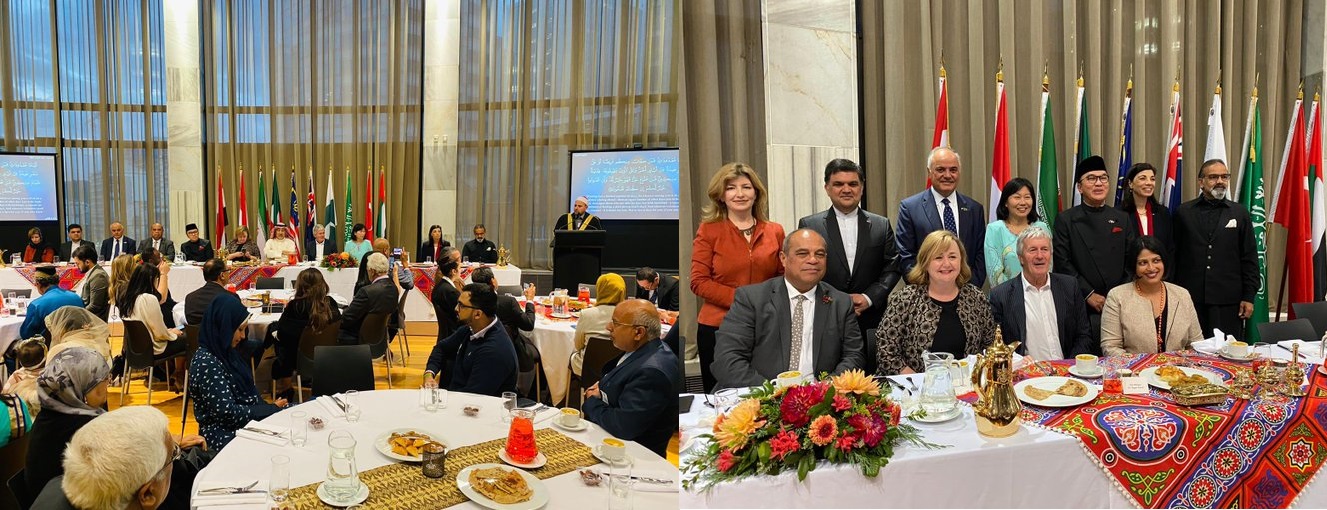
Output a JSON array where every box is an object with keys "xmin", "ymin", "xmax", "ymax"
[
  {"xmin": 834, "ymin": 207, "xmax": 860, "ymax": 273},
  {"xmin": 1022, "ymin": 273, "xmax": 1062, "ymax": 360},
  {"xmin": 784, "ymin": 279, "xmax": 817, "ymax": 375},
  {"xmin": 314, "ymin": 241, "xmax": 326, "ymax": 260},
  {"xmin": 930, "ymin": 187, "xmax": 960, "ymax": 236}
]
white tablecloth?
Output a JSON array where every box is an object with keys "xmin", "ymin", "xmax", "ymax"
[
  {"xmin": 0, "ymin": 316, "xmax": 25, "ymax": 356},
  {"xmin": 193, "ymin": 389, "xmax": 677, "ymax": 509},
  {"xmin": 679, "ymin": 345, "xmax": 1327, "ymax": 508}
]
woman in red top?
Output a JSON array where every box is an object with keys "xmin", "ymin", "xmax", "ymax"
[
  {"xmin": 690, "ymin": 162, "xmax": 784, "ymax": 392},
  {"xmin": 23, "ymin": 227, "xmax": 55, "ymax": 263}
]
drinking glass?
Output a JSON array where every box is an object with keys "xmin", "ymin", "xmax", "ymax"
[
  {"xmin": 290, "ymin": 411, "xmax": 308, "ymax": 446},
  {"xmin": 504, "ymin": 408, "xmax": 538, "ymax": 464},
  {"xmin": 324, "ymin": 430, "xmax": 361, "ymax": 503},
  {"xmin": 714, "ymin": 388, "xmax": 741, "ymax": 413},
  {"xmin": 608, "ymin": 463, "xmax": 636, "ymax": 510},
  {"xmin": 269, "ymin": 455, "xmax": 290, "ymax": 505},
  {"xmin": 422, "ymin": 387, "xmax": 439, "ymax": 412},
  {"xmin": 577, "ymin": 284, "xmax": 591, "ymax": 303},
  {"xmin": 343, "ymin": 390, "xmax": 361, "ymax": 422},
  {"xmin": 10, "ymin": 254, "xmax": 19, "ymax": 266},
  {"xmin": 919, "ymin": 352, "xmax": 957, "ymax": 417},
  {"xmin": 425, "ymin": 256, "xmax": 433, "ymax": 264},
  {"xmin": 462, "ymin": 256, "xmax": 470, "ymax": 264},
  {"xmin": 248, "ymin": 282, "xmax": 256, "ymax": 293},
  {"xmin": 501, "ymin": 391, "xmax": 518, "ymax": 423}
]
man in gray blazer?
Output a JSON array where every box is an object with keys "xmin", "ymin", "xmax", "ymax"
[
  {"xmin": 988, "ymin": 226, "xmax": 1093, "ymax": 359},
  {"xmin": 139, "ymin": 222, "xmax": 175, "ymax": 260},
  {"xmin": 798, "ymin": 158, "xmax": 900, "ymax": 374},
  {"xmin": 712, "ymin": 229, "xmax": 864, "ymax": 389},
  {"xmin": 72, "ymin": 245, "xmax": 110, "ymax": 322}
]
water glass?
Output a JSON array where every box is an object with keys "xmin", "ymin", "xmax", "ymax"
[
  {"xmin": 502, "ymin": 391, "xmax": 518, "ymax": 423},
  {"xmin": 10, "ymin": 254, "xmax": 19, "ymax": 266},
  {"xmin": 343, "ymin": 390, "xmax": 361, "ymax": 422},
  {"xmin": 714, "ymin": 388, "xmax": 741, "ymax": 413},
  {"xmin": 248, "ymin": 282, "xmax": 256, "ymax": 293},
  {"xmin": 608, "ymin": 463, "xmax": 636, "ymax": 510},
  {"xmin": 462, "ymin": 256, "xmax": 470, "ymax": 264},
  {"xmin": 422, "ymin": 388, "xmax": 439, "ymax": 412},
  {"xmin": 919, "ymin": 352, "xmax": 957, "ymax": 416},
  {"xmin": 325, "ymin": 430, "xmax": 361, "ymax": 503},
  {"xmin": 425, "ymin": 256, "xmax": 433, "ymax": 264},
  {"xmin": 290, "ymin": 411, "xmax": 308, "ymax": 446},
  {"xmin": 269, "ymin": 455, "xmax": 290, "ymax": 504}
]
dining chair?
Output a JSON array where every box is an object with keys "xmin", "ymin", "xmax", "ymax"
[
  {"xmin": 312, "ymin": 344, "xmax": 374, "ymax": 397},
  {"xmin": 1291, "ymin": 302, "xmax": 1327, "ymax": 340},
  {"xmin": 119, "ymin": 320, "xmax": 187, "ymax": 407},
  {"xmin": 1256, "ymin": 319, "xmax": 1318, "ymax": 346}
]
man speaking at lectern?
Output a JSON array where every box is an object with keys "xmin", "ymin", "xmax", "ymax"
[{"xmin": 554, "ymin": 196, "xmax": 603, "ymax": 232}]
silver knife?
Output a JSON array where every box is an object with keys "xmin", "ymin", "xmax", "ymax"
[
  {"xmin": 330, "ymin": 395, "xmax": 349, "ymax": 412},
  {"xmin": 242, "ymin": 427, "xmax": 286, "ymax": 438},
  {"xmin": 1277, "ymin": 344, "xmax": 1311, "ymax": 361}
]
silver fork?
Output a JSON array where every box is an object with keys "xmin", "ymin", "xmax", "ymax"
[{"xmin": 199, "ymin": 481, "xmax": 261, "ymax": 494}]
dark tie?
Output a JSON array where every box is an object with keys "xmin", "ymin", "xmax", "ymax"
[
  {"xmin": 942, "ymin": 197, "xmax": 957, "ymax": 234},
  {"xmin": 112, "ymin": 240, "xmax": 120, "ymax": 259}
]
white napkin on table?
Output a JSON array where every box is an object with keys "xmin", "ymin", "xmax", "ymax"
[
  {"xmin": 1191, "ymin": 328, "xmax": 1231, "ymax": 355},
  {"xmin": 193, "ymin": 480, "xmax": 269, "ymax": 506},
  {"xmin": 315, "ymin": 396, "xmax": 346, "ymax": 418},
  {"xmin": 234, "ymin": 421, "xmax": 289, "ymax": 446},
  {"xmin": 592, "ymin": 467, "xmax": 679, "ymax": 493}
]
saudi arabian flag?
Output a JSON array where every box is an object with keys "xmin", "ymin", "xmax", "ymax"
[
  {"xmin": 1036, "ymin": 76, "xmax": 1059, "ymax": 225},
  {"xmin": 1235, "ymin": 93, "xmax": 1268, "ymax": 342},
  {"xmin": 344, "ymin": 167, "xmax": 354, "ymax": 244}
]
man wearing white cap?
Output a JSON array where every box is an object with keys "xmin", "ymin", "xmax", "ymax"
[{"xmin": 554, "ymin": 196, "xmax": 603, "ymax": 232}]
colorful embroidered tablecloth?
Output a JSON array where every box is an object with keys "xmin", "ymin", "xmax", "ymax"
[
  {"xmin": 10, "ymin": 265, "xmax": 86, "ymax": 291},
  {"xmin": 988, "ymin": 352, "xmax": 1327, "ymax": 508}
]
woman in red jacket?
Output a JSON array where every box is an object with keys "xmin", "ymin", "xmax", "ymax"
[{"xmin": 690, "ymin": 162, "xmax": 784, "ymax": 392}]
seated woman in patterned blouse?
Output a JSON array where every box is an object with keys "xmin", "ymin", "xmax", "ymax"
[
  {"xmin": 876, "ymin": 229, "xmax": 996, "ymax": 375},
  {"xmin": 189, "ymin": 293, "xmax": 288, "ymax": 449}
]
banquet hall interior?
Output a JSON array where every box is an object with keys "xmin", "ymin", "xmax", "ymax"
[{"xmin": 0, "ymin": 1, "xmax": 684, "ymax": 509}]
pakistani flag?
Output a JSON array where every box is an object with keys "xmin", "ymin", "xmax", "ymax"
[
  {"xmin": 270, "ymin": 168, "xmax": 282, "ymax": 239},
  {"xmin": 256, "ymin": 167, "xmax": 268, "ymax": 246},
  {"xmin": 344, "ymin": 167, "xmax": 354, "ymax": 244},
  {"xmin": 1036, "ymin": 74, "xmax": 1059, "ymax": 225},
  {"xmin": 325, "ymin": 166, "xmax": 337, "ymax": 247},
  {"xmin": 1235, "ymin": 92, "xmax": 1268, "ymax": 343}
]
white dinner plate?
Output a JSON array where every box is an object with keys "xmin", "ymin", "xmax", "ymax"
[
  {"xmin": 457, "ymin": 463, "xmax": 550, "ymax": 510},
  {"xmin": 374, "ymin": 428, "xmax": 447, "ymax": 463},
  {"xmin": 1014, "ymin": 376, "xmax": 1100, "ymax": 408},
  {"xmin": 1138, "ymin": 366, "xmax": 1223, "ymax": 390},
  {"xmin": 549, "ymin": 312, "xmax": 573, "ymax": 319}
]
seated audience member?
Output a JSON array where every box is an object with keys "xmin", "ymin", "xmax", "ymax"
[
  {"xmin": 582, "ymin": 299, "xmax": 680, "ymax": 457},
  {"xmin": 139, "ymin": 246, "xmax": 164, "ymax": 266},
  {"xmin": 271, "ymin": 268, "xmax": 341, "ymax": 400},
  {"xmin": 418, "ymin": 224, "xmax": 451, "ymax": 263},
  {"xmin": 108, "ymin": 254, "xmax": 136, "ymax": 309},
  {"xmin": 24, "ymin": 227, "xmax": 56, "ymax": 263},
  {"xmin": 189, "ymin": 295, "xmax": 287, "ymax": 450},
  {"xmin": 1101, "ymin": 236, "xmax": 1203, "ymax": 356},
  {"xmin": 117, "ymin": 263, "xmax": 188, "ymax": 388},
  {"xmin": 553, "ymin": 196, "xmax": 603, "ymax": 232},
  {"xmin": 471, "ymin": 266, "xmax": 537, "ymax": 364},
  {"xmin": 305, "ymin": 224, "xmax": 337, "ymax": 261},
  {"xmin": 45, "ymin": 306, "xmax": 113, "ymax": 364},
  {"xmin": 21, "ymin": 266, "xmax": 84, "ymax": 339},
  {"xmin": 712, "ymin": 229, "xmax": 864, "ymax": 389},
  {"xmin": 183, "ymin": 259, "xmax": 230, "ymax": 325},
  {"xmin": 29, "ymin": 406, "xmax": 176, "ymax": 510},
  {"xmin": 98, "ymin": 221, "xmax": 137, "ymax": 261},
  {"xmin": 179, "ymin": 223, "xmax": 214, "ymax": 263},
  {"xmin": 432, "ymin": 247, "xmax": 463, "ymax": 349},
  {"xmin": 354, "ymin": 238, "xmax": 413, "ymax": 295},
  {"xmin": 461, "ymin": 224, "xmax": 498, "ymax": 263},
  {"xmin": 423, "ymin": 283, "xmax": 518, "ymax": 396},
  {"xmin": 876, "ymin": 229, "xmax": 995, "ymax": 375},
  {"xmin": 73, "ymin": 245, "xmax": 110, "ymax": 322},
  {"xmin": 224, "ymin": 226, "xmax": 261, "ymax": 262},
  {"xmin": 572, "ymin": 273, "xmax": 625, "ymax": 377},
  {"xmin": 140, "ymin": 222, "xmax": 175, "ymax": 261},
  {"xmin": 339, "ymin": 252, "xmax": 400, "ymax": 344},
  {"xmin": 23, "ymin": 346, "xmax": 112, "ymax": 500},
  {"xmin": 989, "ymin": 226, "xmax": 1093, "ymax": 359},
  {"xmin": 263, "ymin": 223, "xmax": 298, "ymax": 262},
  {"xmin": 344, "ymin": 223, "xmax": 373, "ymax": 262},
  {"xmin": 634, "ymin": 267, "xmax": 679, "ymax": 311},
  {"xmin": 3, "ymin": 338, "xmax": 46, "ymax": 414},
  {"xmin": 57, "ymin": 224, "xmax": 93, "ymax": 262}
]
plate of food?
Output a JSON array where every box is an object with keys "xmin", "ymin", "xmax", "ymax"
[
  {"xmin": 457, "ymin": 463, "xmax": 549, "ymax": 510},
  {"xmin": 375, "ymin": 429, "xmax": 446, "ymax": 462},
  {"xmin": 1013, "ymin": 376, "xmax": 1099, "ymax": 407},
  {"xmin": 1138, "ymin": 365, "xmax": 1223, "ymax": 391}
]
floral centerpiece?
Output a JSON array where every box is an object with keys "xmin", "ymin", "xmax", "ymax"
[
  {"xmin": 683, "ymin": 369, "xmax": 941, "ymax": 491},
  {"xmin": 320, "ymin": 252, "xmax": 357, "ymax": 270}
]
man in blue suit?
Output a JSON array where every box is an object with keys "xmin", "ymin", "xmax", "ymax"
[
  {"xmin": 98, "ymin": 222, "xmax": 137, "ymax": 261},
  {"xmin": 895, "ymin": 147, "xmax": 987, "ymax": 287},
  {"xmin": 582, "ymin": 298, "xmax": 681, "ymax": 458}
]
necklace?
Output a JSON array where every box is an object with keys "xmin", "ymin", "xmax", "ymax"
[
  {"xmin": 732, "ymin": 218, "xmax": 756, "ymax": 236},
  {"xmin": 1136, "ymin": 282, "xmax": 1167, "ymax": 351}
]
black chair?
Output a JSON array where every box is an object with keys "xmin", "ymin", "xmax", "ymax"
[
  {"xmin": 312, "ymin": 345, "xmax": 374, "ymax": 397},
  {"xmin": 569, "ymin": 334, "xmax": 623, "ymax": 409},
  {"xmin": 295, "ymin": 321, "xmax": 342, "ymax": 403},
  {"xmin": 256, "ymin": 277, "xmax": 285, "ymax": 290},
  {"xmin": 1291, "ymin": 302, "xmax": 1327, "ymax": 340},
  {"xmin": 512, "ymin": 329, "xmax": 542, "ymax": 401},
  {"xmin": 1256, "ymin": 319, "xmax": 1318, "ymax": 345},
  {"xmin": 119, "ymin": 320, "xmax": 187, "ymax": 407},
  {"xmin": 178, "ymin": 324, "xmax": 201, "ymax": 437},
  {"xmin": 357, "ymin": 312, "xmax": 394, "ymax": 389},
  {"xmin": 864, "ymin": 328, "xmax": 879, "ymax": 376},
  {"xmin": 1, "ymin": 435, "xmax": 29, "ymax": 510},
  {"xmin": 7, "ymin": 470, "xmax": 29, "ymax": 510},
  {"xmin": 392, "ymin": 291, "xmax": 411, "ymax": 362}
]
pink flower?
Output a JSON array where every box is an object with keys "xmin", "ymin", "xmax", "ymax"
[
  {"xmin": 836, "ymin": 432, "xmax": 859, "ymax": 451},
  {"xmin": 717, "ymin": 450, "xmax": 737, "ymax": 473},
  {"xmin": 809, "ymin": 415, "xmax": 838, "ymax": 446},
  {"xmin": 768, "ymin": 430, "xmax": 800, "ymax": 461},
  {"xmin": 847, "ymin": 414, "xmax": 887, "ymax": 448},
  {"xmin": 780, "ymin": 383, "xmax": 828, "ymax": 428},
  {"xmin": 832, "ymin": 394, "xmax": 853, "ymax": 412}
]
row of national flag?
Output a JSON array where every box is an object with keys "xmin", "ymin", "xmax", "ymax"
[
  {"xmin": 213, "ymin": 166, "xmax": 392, "ymax": 256},
  {"xmin": 940, "ymin": 63, "xmax": 1326, "ymax": 339}
]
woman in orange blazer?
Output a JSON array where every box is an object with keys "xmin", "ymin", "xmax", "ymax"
[{"xmin": 690, "ymin": 163, "xmax": 784, "ymax": 392}]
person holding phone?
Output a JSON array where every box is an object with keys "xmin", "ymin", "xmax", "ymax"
[{"xmin": 355, "ymin": 238, "xmax": 413, "ymax": 295}]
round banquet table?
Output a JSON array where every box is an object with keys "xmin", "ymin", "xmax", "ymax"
[{"xmin": 191, "ymin": 389, "xmax": 677, "ymax": 509}]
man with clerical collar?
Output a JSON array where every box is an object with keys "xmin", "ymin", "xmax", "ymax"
[
  {"xmin": 989, "ymin": 225, "xmax": 1093, "ymax": 359},
  {"xmin": 1173, "ymin": 159, "xmax": 1259, "ymax": 341},
  {"xmin": 179, "ymin": 223, "xmax": 214, "ymax": 263},
  {"xmin": 554, "ymin": 196, "xmax": 603, "ymax": 232},
  {"xmin": 1053, "ymin": 155, "xmax": 1137, "ymax": 354}
]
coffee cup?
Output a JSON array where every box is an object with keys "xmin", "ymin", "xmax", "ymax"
[
  {"xmin": 600, "ymin": 438, "xmax": 626, "ymax": 462},
  {"xmin": 1075, "ymin": 354, "xmax": 1099, "ymax": 374},
  {"xmin": 559, "ymin": 408, "xmax": 581, "ymax": 428},
  {"xmin": 1225, "ymin": 341, "xmax": 1249, "ymax": 358},
  {"xmin": 776, "ymin": 370, "xmax": 803, "ymax": 388}
]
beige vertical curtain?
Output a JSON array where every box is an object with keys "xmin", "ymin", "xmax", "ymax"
[
  {"xmin": 861, "ymin": 0, "xmax": 1306, "ymax": 313},
  {"xmin": 456, "ymin": 0, "xmax": 679, "ymax": 269},
  {"xmin": 201, "ymin": 0, "xmax": 422, "ymax": 250}
]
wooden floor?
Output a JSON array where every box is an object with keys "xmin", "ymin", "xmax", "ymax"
[{"xmin": 106, "ymin": 322, "xmax": 679, "ymax": 467}]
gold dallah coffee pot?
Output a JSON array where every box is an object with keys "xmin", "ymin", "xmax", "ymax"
[{"xmin": 971, "ymin": 327, "xmax": 1022, "ymax": 438}]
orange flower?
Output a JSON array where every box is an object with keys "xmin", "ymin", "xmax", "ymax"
[
  {"xmin": 713, "ymin": 399, "xmax": 765, "ymax": 451},
  {"xmin": 808, "ymin": 415, "xmax": 838, "ymax": 446},
  {"xmin": 340, "ymin": 252, "xmax": 350, "ymax": 260},
  {"xmin": 831, "ymin": 369, "xmax": 880, "ymax": 396}
]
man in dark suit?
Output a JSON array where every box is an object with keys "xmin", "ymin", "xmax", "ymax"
[
  {"xmin": 72, "ymin": 245, "xmax": 110, "ymax": 322},
  {"xmin": 98, "ymin": 222, "xmax": 136, "ymax": 261},
  {"xmin": 339, "ymin": 252, "xmax": 401, "ymax": 344},
  {"xmin": 712, "ymin": 229, "xmax": 864, "ymax": 389},
  {"xmin": 1055, "ymin": 155, "xmax": 1137, "ymax": 355},
  {"xmin": 633, "ymin": 267, "xmax": 679, "ymax": 311},
  {"xmin": 461, "ymin": 224, "xmax": 498, "ymax": 263},
  {"xmin": 179, "ymin": 223, "xmax": 214, "ymax": 262},
  {"xmin": 1173, "ymin": 159, "xmax": 1259, "ymax": 340},
  {"xmin": 354, "ymin": 238, "xmax": 412, "ymax": 296},
  {"xmin": 798, "ymin": 158, "xmax": 901, "ymax": 373},
  {"xmin": 183, "ymin": 259, "xmax": 230, "ymax": 325},
  {"xmin": 989, "ymin": 226, "xmax": 1093, "ymax": 358},
  {"xmin": 138, "ymin": 222, "xmax": 175, "ymax": 261},
  {"xmin": 471, "ymin": 266, "xmax": 539, "ymax": 380},
  {"xmin": 422, "ymin": 283, "xmax": 518, "ymax": 397},
  {"xmin": 895, "ymin": 147, "xmax": 987, "ymax": 287},
  {"xmin": 58, "ymin": 224, "xmax": 94, "ymax": 262},
  {"xmin": 304, "ymin": 224, "xmax": 338, "ymax": 261},
  {"xmin": 582, "ymin": 298, "xmax": 680, "ymax": 457}
]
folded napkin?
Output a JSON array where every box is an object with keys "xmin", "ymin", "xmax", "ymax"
[
  {"xmin": 1192, "ymin": 329, "xmax": 1234, "ymax": 355},
  {"xmin": 315, "ymin": 396, "xmax": 347, "ymax": 418},
  {"xmin": 194, "ymin": 480, "xmax": 268, "ymax": 507},
  {"xmin": 592, "ymin": 467, "xmax": 679, "ymax": 493},
  {"xmin": 1278, "ymin": 340, "xmax": 1324, "ymax": 360},
  {"xmin": 418, "ymin": 389, "xmax": 449, "ymax": 407},
  {"xmin": 234, "ymin": 421, "xmax": 289, "ymax": 446}
]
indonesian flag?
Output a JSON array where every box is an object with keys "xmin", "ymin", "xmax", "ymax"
[
  {"xmin": 365, "ymin": 167, "xmax": 374, "ymax": 239},
  {"xmin": 989, "ymin": 73, "xmax": 1010, "ymax": 222},
  {"xmin": 215, "ymin": 170, "xmax": 227, "ymax": 249},
  {"xmin": 1161, "ymin": 83, "xmax": 1184, "ymax": 208},
  {"xmin": 1271, "ymin": 92, "xmax": 1312, "ymax": 316}
]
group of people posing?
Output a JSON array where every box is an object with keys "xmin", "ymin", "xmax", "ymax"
[{"xmin": 691, "ymin": 148, "xmax": 1259, "ymax": 390}]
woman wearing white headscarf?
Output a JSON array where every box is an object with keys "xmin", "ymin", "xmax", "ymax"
[{"xmin": 43, "ymin": 305, "xmax": 112, "ymax": 365}]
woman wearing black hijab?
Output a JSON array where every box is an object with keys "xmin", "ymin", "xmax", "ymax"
[{"xmin": 188, "ymin": 294, "xmax": 288, "ymax": 449}]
